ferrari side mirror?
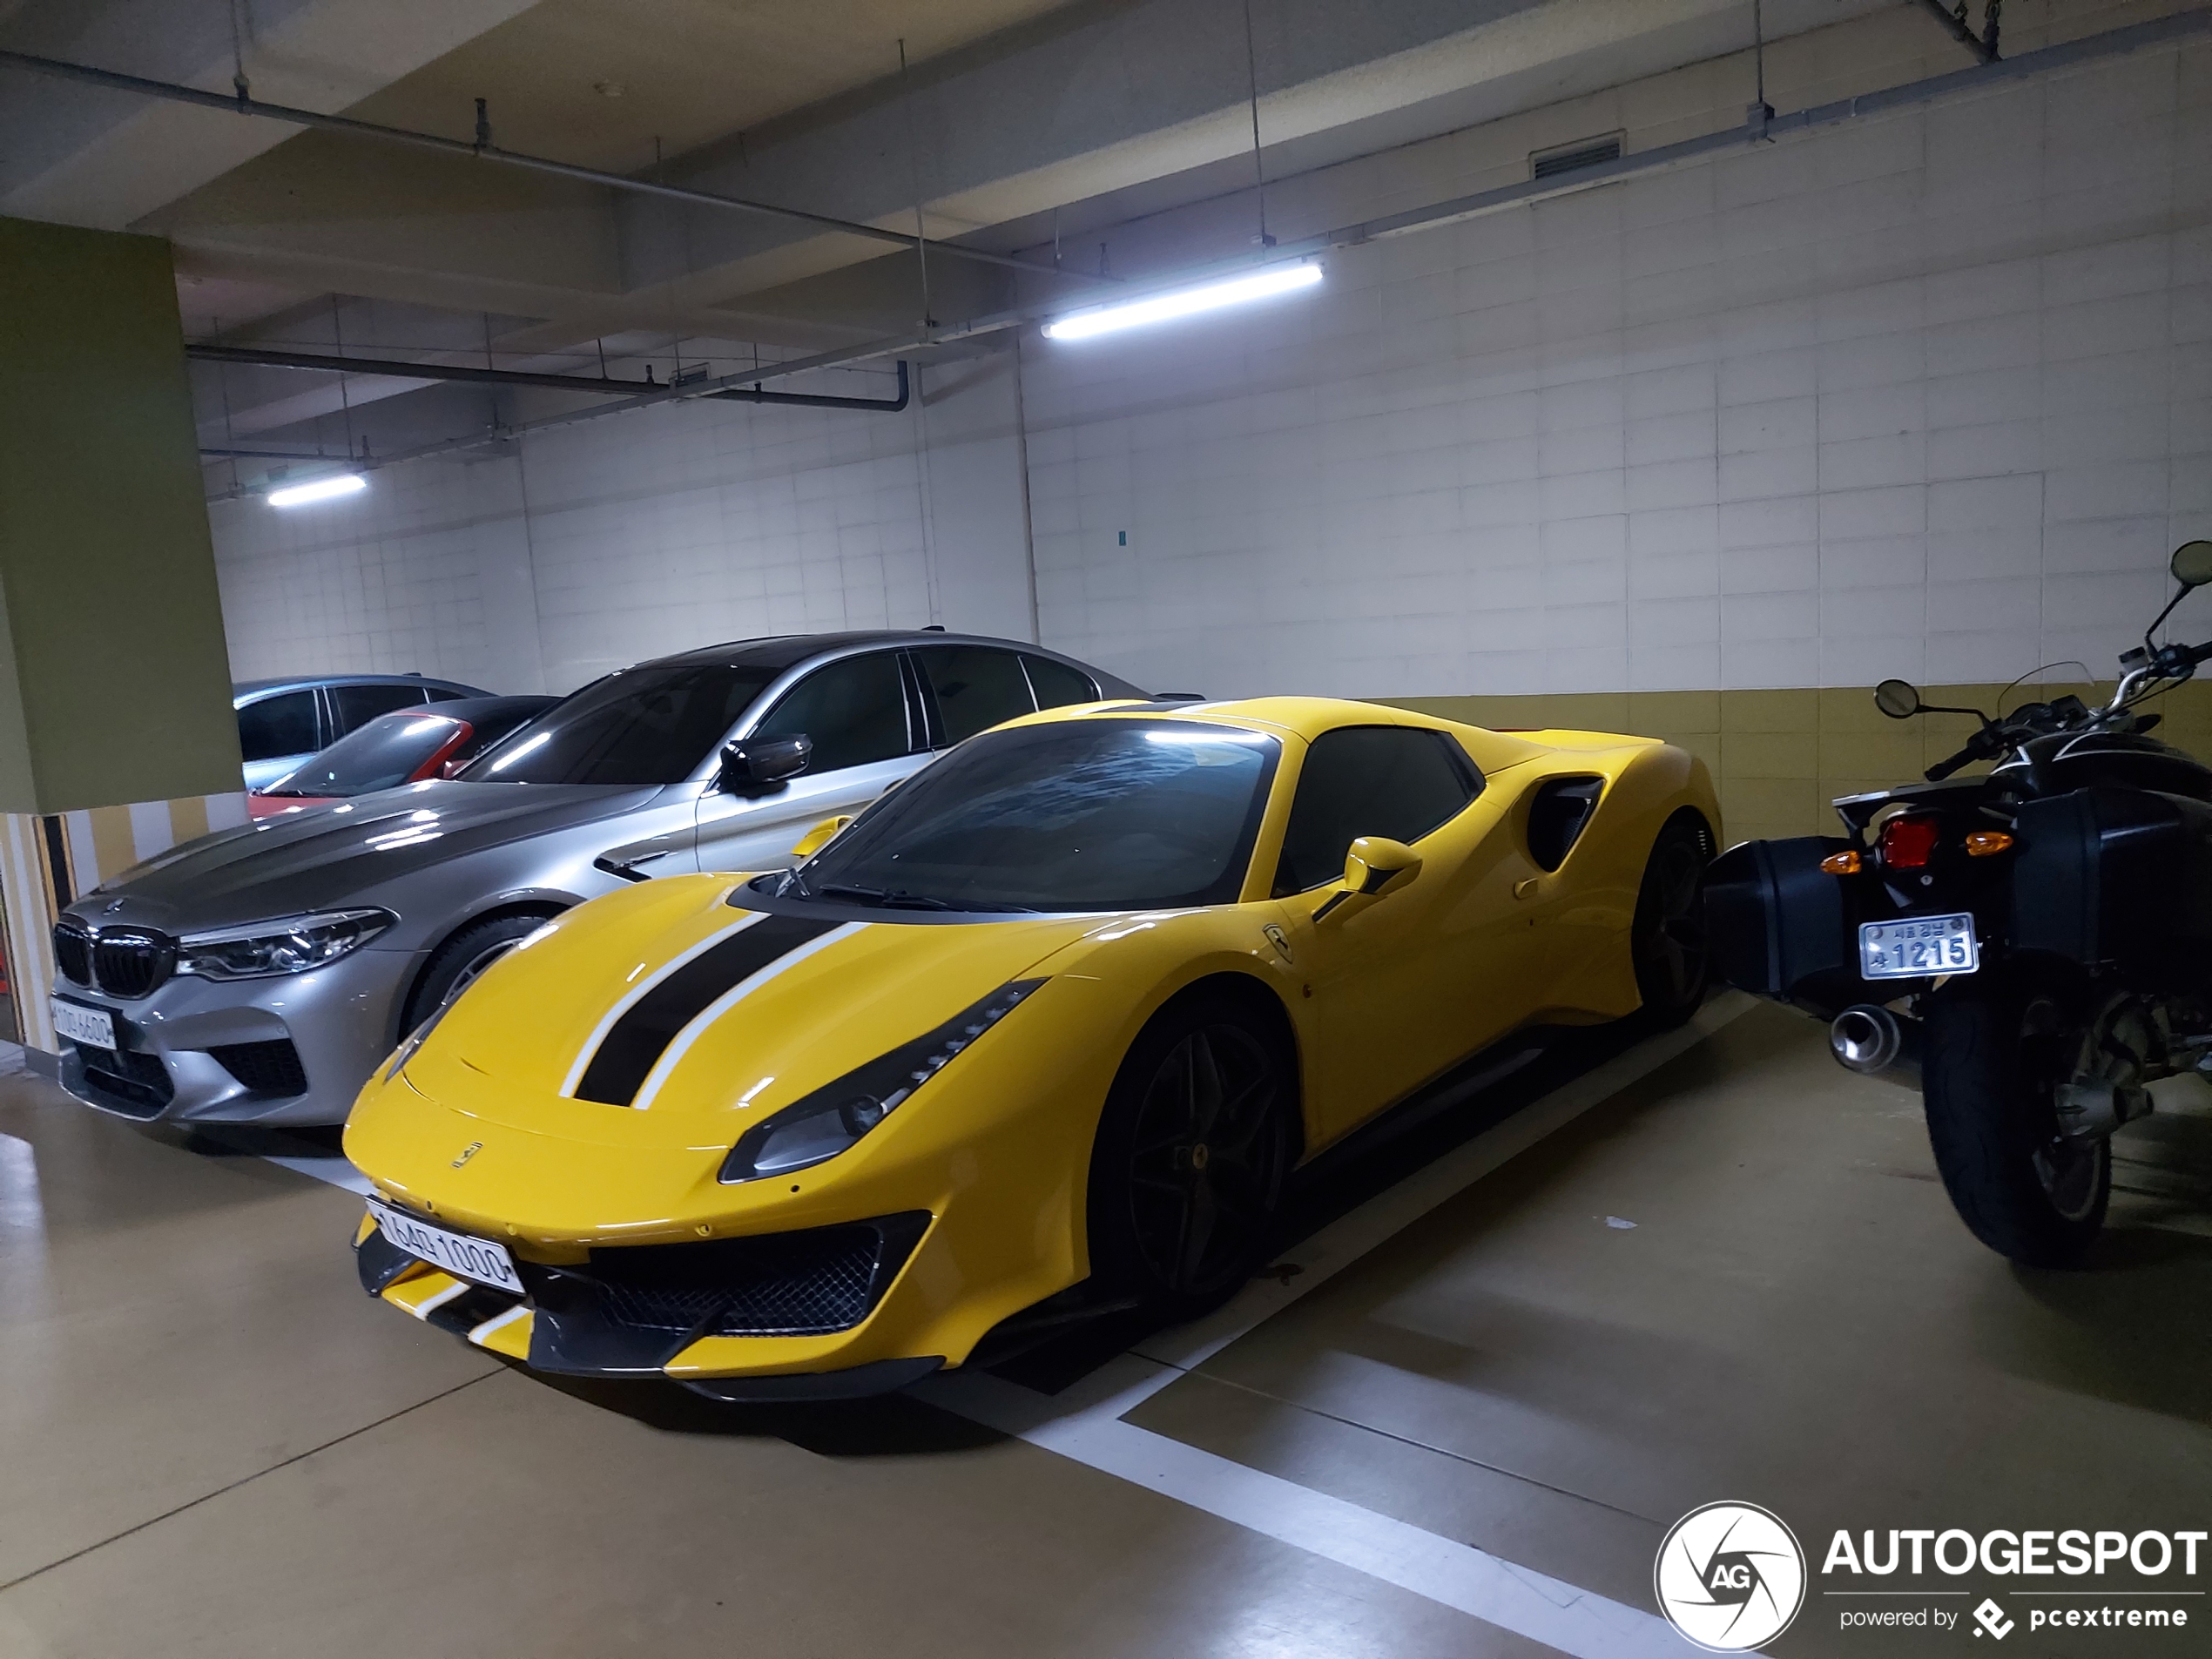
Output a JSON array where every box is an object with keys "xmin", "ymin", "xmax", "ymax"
[
  {"xmin": 788, "ymin": 813, "xmax": 854, "ymax": 860},
  {"xmin": 1315, "ymin": 835, "xmax": 1421, "ymax": 922},
  {"xmin": 719, "ymin": 734, "xmax": 813, "ymax": 794},
  {"xmin": 1345, "ymin": 835, "xmax": 1421, "ymax": 896}
]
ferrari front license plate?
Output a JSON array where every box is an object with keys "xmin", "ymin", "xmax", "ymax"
[
  {"xmin": 1858, "ymin": 912, "xmax": 1979, "ymax": 980},
  {"xmin": 367, "ymin": 1197, "xmax": 523, "ymax": 1294},
  {"xmin": 51, "ymin": 998, "xmax": 115, "ymax": 1050}
]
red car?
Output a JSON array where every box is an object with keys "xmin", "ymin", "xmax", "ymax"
[{"xmin": 250, "ymin": 695, "xmax": 556, "ymax": 818}]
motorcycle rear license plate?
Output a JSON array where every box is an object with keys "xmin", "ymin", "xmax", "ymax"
[{"xmin": 1858, "ymin": 913, "xmax": 1978, "ymax": 980}]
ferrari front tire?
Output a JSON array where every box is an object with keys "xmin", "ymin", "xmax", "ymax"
[{"xmin": 1087, "ymin": 989, "xmax": 1295, "ymax": 1321}]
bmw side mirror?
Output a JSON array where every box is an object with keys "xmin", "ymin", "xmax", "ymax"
[
  {"xmin": 2171, "ymin": 540, "xmax": 2212, "ymax": 590},
  {"xmin": 718, "ymin": 735, "xmax": 813, "ymax": 794}
]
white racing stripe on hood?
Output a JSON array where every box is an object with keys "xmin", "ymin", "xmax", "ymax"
[
  {"xmin": 628, "ymin": 921, "xmax": 870, "ymax": 1112},
  {"xmin": 557, "ymin": 909, "xmax": 769, "ymax": 1099}
]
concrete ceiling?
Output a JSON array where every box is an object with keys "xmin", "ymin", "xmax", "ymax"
[{"xmin": 0, "ymin": 0, "xmax": 1928, "ymax": 475}]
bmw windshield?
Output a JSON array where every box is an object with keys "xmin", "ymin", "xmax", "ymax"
[
  {"xmin": 462, "ymin": 664, "xmax": 773, "ymax": 786},
  {"xmin": 783, "ymin": 719, "xmax": 1279, "ymax": 913}
]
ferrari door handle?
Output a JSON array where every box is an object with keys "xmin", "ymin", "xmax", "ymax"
[{"xmin": 1514, "ymin": 877, "xmax": 1541, "ymax": 900}]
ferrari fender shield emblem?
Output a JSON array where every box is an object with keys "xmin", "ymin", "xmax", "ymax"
[
  {"xmin": 451, "ymin": 1141, "xmax": 483, "ymax": 1169},
  {"xmin": 1264, "ymin": 924, "xmax": 1293, "ymax": 963}
]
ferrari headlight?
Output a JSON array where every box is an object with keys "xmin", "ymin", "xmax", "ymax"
[
  {"xmin": 176, "ymin": 907, "xmax": 395, "ymax": 980},
  {"xmin": 719, "ymin": 978, "xmax": 1045, "ymax": 1184}
]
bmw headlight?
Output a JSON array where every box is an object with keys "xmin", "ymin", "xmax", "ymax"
[
  {"xmin": 177, "ymin": 907, "xmax": 395, "ymax": 980},
  {"xmin": 719, "ymin": 978, "xmax": 1045, "ymax": 1184}
]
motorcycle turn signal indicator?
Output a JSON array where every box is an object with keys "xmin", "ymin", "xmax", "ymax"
[
  {"xmin": 1819, "ymin": 849, "xmax": 1862, "ymax": 875},
  {"xmin": 1877, "ymin": 815, "xmax": 1942, "ymax": 870},
  {"xmin": 1965, "ymin": 830, "xmax": 2015, "ymax": 857}
]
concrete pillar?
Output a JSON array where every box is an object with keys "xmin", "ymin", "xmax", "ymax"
[{"xmin": 0, "ymin": 215, "xmax": 245, "ymax": 1057}]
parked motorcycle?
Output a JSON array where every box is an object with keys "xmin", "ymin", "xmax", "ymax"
[{"xmin": 1706, "ymin": 540, "xmax": 2212, "ymax": 1267}]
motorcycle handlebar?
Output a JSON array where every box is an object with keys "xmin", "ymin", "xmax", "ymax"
[{"xmin": 1923, "ymin": 748, "xmax": 1976, "ymax": 782}]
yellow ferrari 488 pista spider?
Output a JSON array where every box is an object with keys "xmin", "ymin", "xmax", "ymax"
[{"xmin": 345, "ymin": 696, "xmax": 1717, "ymax": 1399}]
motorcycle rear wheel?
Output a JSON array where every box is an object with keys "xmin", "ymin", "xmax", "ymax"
[{"xmin": 1920, "ymin": 974, "xmax": 2109, "ymax": 1268}]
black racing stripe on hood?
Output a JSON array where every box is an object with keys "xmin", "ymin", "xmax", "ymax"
[{"xmin": 575, "ymin": 914, "xmax": 839, "ymax": 1106}]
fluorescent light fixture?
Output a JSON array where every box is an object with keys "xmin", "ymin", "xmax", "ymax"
[
  {"xmin": 1042, "ymin": 261, "xmax": 1322, "ymax": 341},
  {"xmin": 266, "ymin": 473, "xmax": 368, "ymax": 509}
]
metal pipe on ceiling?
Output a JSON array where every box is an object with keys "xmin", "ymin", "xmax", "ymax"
[
  {"xmin": 1915, "ymin": 0, "xmax": 1998, "ymax": 64},
  {"xmin": 354, "ymin": 3, "xmax": 2209, "ymax": 477},
  {"xmin": 186, "ymin": 341, "xmax": 910, "ymax": 409},
  {"xmin": 199, "ymin": 3, "xmax": 2210, "ymax": 500},
  {"xmin": 0, "ymin": 47, "xmax": 1106, "ymax": 287}
]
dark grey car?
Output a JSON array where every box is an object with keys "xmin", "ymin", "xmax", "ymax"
[{"xmin": 52, "ymin": 631, "xmax": 1144, "ymax": 1126}]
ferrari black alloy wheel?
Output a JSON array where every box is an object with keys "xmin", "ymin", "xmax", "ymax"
[
  {"xmin": 1089, "ymin": 991, "xmax": 1294, "ymax": 1318},
  {"xmin": 1632, "ymin": 813, "xmax": 1712, "ymax": 1028}
]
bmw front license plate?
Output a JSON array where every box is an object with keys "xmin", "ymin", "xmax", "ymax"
[
  {"xmin": 367, "ymin": 1197, "xmax": 523, "ymax": 1294},
  {"xmin": 51, "ymin": 998, "xmax": 115, "ymax": 1050},
  {"xmin": 1858, "ymin": 913, "xmax": 1979, "ymax": 981}
]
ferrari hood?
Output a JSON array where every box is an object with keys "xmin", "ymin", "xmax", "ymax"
[
  {"xmin": 395, "ymin": 876, "xmax": 1103, "ymax": 1151},
  {"xmin": 73, "ymin": 780, "xmax": 658, "ymax": 933}
]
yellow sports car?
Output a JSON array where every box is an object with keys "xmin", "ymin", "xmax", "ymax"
[{"xmin": 345, "ymin": 697, "xmax": 1717, "ymax": 1399}]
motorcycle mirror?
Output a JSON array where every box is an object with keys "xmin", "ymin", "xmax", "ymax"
[
  {"xmin": 1873, "ymin": 678, "xmax": 1922, "ymax": 720},
  {"xmin": 2171, "ymin": 540, "xmax": 2212, "ymax": 590}
]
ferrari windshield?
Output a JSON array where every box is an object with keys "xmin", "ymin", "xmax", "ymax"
[
  {"xmin": 792, "ymin": 719, "xmax": 1279, "ymax": 912},
  {"xmin": 461, "ymin": 664, "xmax": 773, "ymax": 786}
]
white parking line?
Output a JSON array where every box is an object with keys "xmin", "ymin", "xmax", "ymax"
[
  {"xmin": 921, "ymin": 993, "xmax": 1753, "ymax": 1656},
  {"xmin": 258, "ymin": 1153, "xmax": 374, "ymax": 1196}
]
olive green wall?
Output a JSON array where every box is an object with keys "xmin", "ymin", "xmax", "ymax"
[
  {"xmin": 1379, "ymin": 683, "xmax": 2212, "ymax": 848},
  {"xmin": 0, "ymin": 216, "xmax": 240, "ymax": 813}
]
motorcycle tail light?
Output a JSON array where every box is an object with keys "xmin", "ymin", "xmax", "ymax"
[{"xmin": 1878, "ymin": 815, "xmax": 1941, "ymax": 869}]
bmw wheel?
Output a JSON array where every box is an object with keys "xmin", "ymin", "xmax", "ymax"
[{"xmin": 401, "ymin": 911, "xmax": 560, "ymax": 1035}]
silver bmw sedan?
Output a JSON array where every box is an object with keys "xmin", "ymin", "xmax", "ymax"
[{"xmin": 50, "ymin": 631, "xmax": 1145, "ymax": 1127}]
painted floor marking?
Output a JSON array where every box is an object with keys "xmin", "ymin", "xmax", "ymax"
[
  {"xmin": 921, "ymin": 993, "xmax": 1753, "ymax": 1656},
  {"xmin": 258, "ymin": 1153, "xmax": 374, "ymax": 1196}
]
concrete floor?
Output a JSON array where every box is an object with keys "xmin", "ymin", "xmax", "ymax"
[{"xmin": 1, "ymin": 1001, "xmax": 2206, "ymax": 1657}]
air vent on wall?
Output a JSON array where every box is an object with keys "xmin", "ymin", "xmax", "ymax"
[{"xmin": 1530, "ymin": 133, "xmax": 1624, "ymax": 182}]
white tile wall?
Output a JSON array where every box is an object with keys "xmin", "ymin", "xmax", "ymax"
[
  {"xmin": 206, "ymin": 6, "xmax": 2212, "ymax": 705},
  {"xmin": 210, "ymin": 359, "xmax": 1033, "ymax": 694},
  {"xmin": 1022, "ymin": 30, "xmax": 2212, "ymax": 698}
]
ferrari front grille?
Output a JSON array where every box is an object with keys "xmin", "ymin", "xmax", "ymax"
[{"xmin": 563, "ymin": 1213, "xmax": 929, "ymax": 1339}]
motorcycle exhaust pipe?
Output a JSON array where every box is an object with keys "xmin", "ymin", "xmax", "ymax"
[{"xmin": 1830, "ymin": 1003, "xmax": 1920, "ymax": 1085}]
